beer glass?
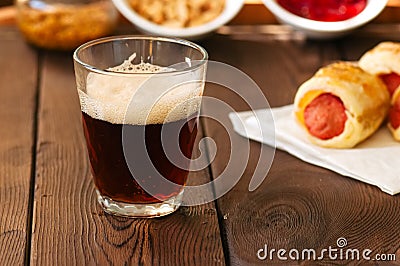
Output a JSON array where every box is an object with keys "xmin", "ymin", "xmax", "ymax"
[{"xmin": 73, "ymin": 36, "xmax": 208, "ymax": 217}]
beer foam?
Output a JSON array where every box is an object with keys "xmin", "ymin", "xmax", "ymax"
[
  {"xmin": 78, "ymin": 54, "xmax": 203, "ymax": 125},
  {"xmin": 108, "ymin": 53, "xmax": 167, "ymax": 73}
]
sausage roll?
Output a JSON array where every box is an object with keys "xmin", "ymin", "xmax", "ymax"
[
  {"xmin": 359, "ymin": 41, "xmax": 400, "ymax": 141},
  {"xmin": 294, "ymin": 61, "xmax": 390, "ymax": 148}
]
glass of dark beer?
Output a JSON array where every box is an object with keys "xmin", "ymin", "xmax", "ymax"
[{"xmin": 73, "ymin": 36, "xmax": 207, "ymax": 218}]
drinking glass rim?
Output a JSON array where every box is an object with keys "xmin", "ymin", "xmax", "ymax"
[{"xmin": 73, "ymin": 35, "xmax": 209, "ymax": 76}]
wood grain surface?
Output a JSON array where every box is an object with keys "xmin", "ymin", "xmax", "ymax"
[
  {"xmin": 0, "ymin": 27, "xmax": 37, "ymax": 265},
  {"xmin": 200, "ymin": 32, "xmax": 400, "ymax": 265}
]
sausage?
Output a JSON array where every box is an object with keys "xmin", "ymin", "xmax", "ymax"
[
  {"xmin": 380, "ymin": 72, "xmax": 400, "ymax": 96},
  {"xmin": 389, "ymin": 94, "xmax": 400, "ymax": 130},
  {"xmin": 304, "ymin": 93, "xmax": 347, "ymax": 140},
  {"xmin": 388, "ymin": 89, "xmax": 400, "ymax": 140},
  {"xmin": 380, "ymin": 72, "xmax": 400, "ymax": 131}
]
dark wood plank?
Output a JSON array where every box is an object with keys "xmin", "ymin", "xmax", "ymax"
[
  {"xmin": 339, "ymin": 24, "xmax": 400, "ymax": 60},
  {"xmin": 201, "ymin": 30, "xmax": 400, "ymax": 265},
  {"xmin": 30, "ymin": 51, "xmax": 224, "ymax": 265},
  {"xmin": 0, "ymin": 26, "xmax": 37, "ymax": 265}
]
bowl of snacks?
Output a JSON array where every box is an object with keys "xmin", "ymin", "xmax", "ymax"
[
  {"xmin": 112, "ymin": 0, "xmax": 244, "ymax": 39},
  {"xmin": 16, "ymin": 0, "xmax": 118, "ymax": 50},
  {"xmin": 262, "ymin": 0, "xmax": 388, "ymax": 39}
]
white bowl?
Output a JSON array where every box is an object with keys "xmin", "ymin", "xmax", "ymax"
[
  {"xmin": 262, "ymin": 0, "xmax": 388, "ymax": 39},
  {"xmin": 112, "ymin": 0, "xmax": 244, "ymax": 40}
]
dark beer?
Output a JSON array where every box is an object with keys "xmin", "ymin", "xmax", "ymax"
[{"xmin": 82, "ymin": 112, "xmax": 198, "ymax": 204}]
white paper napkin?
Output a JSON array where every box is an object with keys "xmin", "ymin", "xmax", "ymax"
[{"xmin": 229, "ymin": 105, "xmax": 400, "ymax": 195}]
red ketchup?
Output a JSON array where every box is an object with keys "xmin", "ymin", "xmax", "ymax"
[{"xmin": 277, "ymin": 0, "xmax": 367, "ymax": 22}]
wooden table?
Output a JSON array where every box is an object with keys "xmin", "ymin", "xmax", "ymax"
[{"xmin": 1, "ymin": 24, "xmax": 400, "ymax": 265}]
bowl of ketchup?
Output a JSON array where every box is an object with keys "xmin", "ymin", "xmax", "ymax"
[{"xmin": 262, "ymin": 0, "xmax": 387, "ymax": 39}]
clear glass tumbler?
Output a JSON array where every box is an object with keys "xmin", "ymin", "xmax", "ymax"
[{"xmin": 73, "ymin": 36, "xmax": 208, "ymax": 218}]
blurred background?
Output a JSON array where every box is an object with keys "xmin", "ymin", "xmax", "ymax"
[
  {"xmin": 0, "ymin": 0, "xmax": 12, "ymax": 7},
  {"xmin": 1, "ymin": 0, "xmax": 400, "ymax": 50}
]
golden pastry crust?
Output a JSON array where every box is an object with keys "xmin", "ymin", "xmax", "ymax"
[
  {"xmin": 359, "ymin": 42, "xmax": 400, "ymax": 76},
  {"xmin": 294, "ymin": 61, "xmax": 390, "ymax": 148}
]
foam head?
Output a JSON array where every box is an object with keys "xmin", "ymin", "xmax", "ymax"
[{"xmin": 78, "ymin": 54, "xmax": 204, "ymax": 125}]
